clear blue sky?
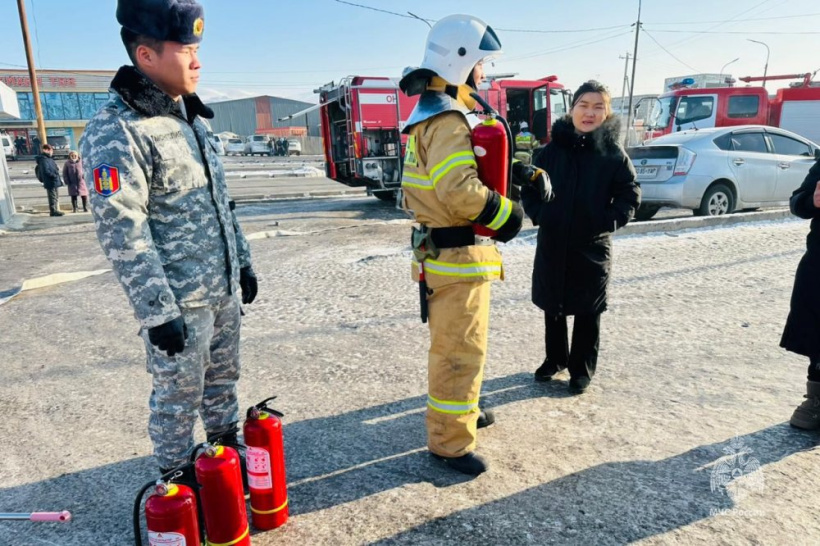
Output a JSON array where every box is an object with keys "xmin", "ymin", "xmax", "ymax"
[{"xmin": 1, "ymin": 0, "xmax": 819, "ymax": 104}]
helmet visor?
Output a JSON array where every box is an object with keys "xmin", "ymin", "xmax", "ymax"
[{"xmin": 479, "ymin": 25, "xmax": 502, "ymax": 52}]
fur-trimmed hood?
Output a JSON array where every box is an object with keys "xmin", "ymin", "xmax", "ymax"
[
  {"xmin": 110, "ymin": 65, "xmax": 213, "ymax": 123},
  {"xmin": 550, "ymin": 114, "xmax": 622, "ymax": 154}
]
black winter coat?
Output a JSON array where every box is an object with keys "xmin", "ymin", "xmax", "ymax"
[
  {"xmin": 521, "ymin": 115, "xmax": 640, "ymax": 317},
  {"xmin": 781, "ymin": 160, "xmax": 820, "ymax": 359},
  {"xmin": 35, "ymin": 154, "xmax": 63, "ymax": 190}
]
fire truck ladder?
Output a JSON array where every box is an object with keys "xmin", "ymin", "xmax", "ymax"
[{"xmin": 341, "ymin": 77, "xmax": 357, "ymax": 176}]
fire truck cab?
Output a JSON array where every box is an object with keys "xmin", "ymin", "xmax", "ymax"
[{"xmin": 646, "ymin": 73, "xmax": 820, "ymax": 144}]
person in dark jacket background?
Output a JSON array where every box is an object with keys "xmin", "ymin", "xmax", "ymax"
[
  {"xmin": 35, "ymin": 144, "xmax": 65, "ymax": 217},
  {"xmin": 521, "ymin": 81, "xmax": 640, "ymax": 394},
  {"xmin": 781, "ymin": 159, "xmax": 820, "ymax": 429}
]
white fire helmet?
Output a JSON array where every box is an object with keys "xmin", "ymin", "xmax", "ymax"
[
  {"xmin": 520, "ymin": 121, "xmax": 529, "ymax": 130},
  {"xmin": 417, "ymin": 14, "xmax": 502, "ymax": 87}
]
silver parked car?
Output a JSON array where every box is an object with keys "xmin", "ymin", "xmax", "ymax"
[
  {"xmin": 628, "ymin": 125, "xmax": 820, "ymax": 219},
  {"xmin": 224, "ymin": 138, "xmax": 245, "ymax": 156}
]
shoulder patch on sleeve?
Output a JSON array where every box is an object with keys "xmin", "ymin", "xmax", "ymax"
[
  {"xmin": 93, "ymin": 164, "xmax": 121, "ymax": 197},
  {"xmin": 404, "ymin": 134, "xmax": 418, "ymax": 167}
]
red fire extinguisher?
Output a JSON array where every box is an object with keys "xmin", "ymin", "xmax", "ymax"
[
  {"xmin": 470, "ymin": 93, "xmax": 514, "ymax": 238},
  {"xmin": 243, "ymin": 396, "xmax": 289, "ymax": 530},
  {"xmin": 195, "ymin": 444, "xmax": 250, "ymax": 546},
  {"xmin": 133, "ymin": 464, "xmax": 201, "ymax": 546}
]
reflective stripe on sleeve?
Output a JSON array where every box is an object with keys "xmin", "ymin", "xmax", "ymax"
[
  {"xmin": 486, "ymin": 196, "xmax": 512, "ymax": 231},
  {"xmin": 429, "ymin": 151, "xmax": 477, "ymax": 185},
  {"xmin": 427, "ymin": 394, "xmax": 480, "ymax": 415},
  {"xmin": 401, "ymin": 171, "xmax": 433, "ymax": 190}
]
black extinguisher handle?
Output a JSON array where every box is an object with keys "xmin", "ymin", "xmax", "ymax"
[
  {"xmin": 248, "ymin": 396, "xmax": 285, "ymax": 419},
  {"xmin": 470, "ymin": 92, "xmax": 497, "ymax": 116}
]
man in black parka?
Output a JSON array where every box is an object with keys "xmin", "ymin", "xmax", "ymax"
[
  {"xmin": 781, "ymin": 159, "xmax": 820, "ymax": 429},
  {"xmin": 521, "ymin": 81, "xmax": 640, "ymax": 394}
]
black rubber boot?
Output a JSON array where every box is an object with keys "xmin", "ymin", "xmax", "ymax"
[
  {"xmin": 430, "ymin": 452, "xmax": 488, "ymax": 476},
  {"xmin": 790, "ymin": 381, "xmax": 820, "ymax": 430},
  {"xmin": 477, "ymin": 408, "xmax": 495, "ymax": 429},
  {"xmin": 534, "ymin": 359, "xmax": 566, "ymax": 382}
]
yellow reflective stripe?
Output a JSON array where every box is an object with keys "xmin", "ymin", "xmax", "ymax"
[
  {"xmin": 430, "ymin": 151, "xmax": 476, "ymax": 184},
  {"xmin": 486, "ymin": 197, "xmax": 512, "ymax": 230},
  {"xmin": 428, "ymin": 394, "xmax": 480, "ymax": 415},
  {"xmin": 206, "ymin": 526, "xmax": 250, "ymax": 546},
  {"xmin": 251, "ymin": 498, "xmax": 288, "ymax": 515},
  {"xmin": 421, "ymin": 259, "xmax": 502, "ymax": 278},
  {"xmin": 402, "ymin": 170, "xmax": 434, "ymax": 190},
  {"xmin": 428, "ymin": 394, "xmax": 479, "ymax": 415}
]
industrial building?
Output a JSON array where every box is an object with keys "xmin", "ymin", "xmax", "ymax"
[{"xmin": 206, "ymin": 96, "xmax": 321, "ymax": 138}]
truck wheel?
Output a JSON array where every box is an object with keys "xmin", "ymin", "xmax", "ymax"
[
  {"xmin": 635, "ymin": 204, "xmax": 661, "ymax": 221},
  {"xmin": 375, "ymin": 190, "xmax": 398, "ymax": 203},
  {"xmin": 695, "ymin": 183, "xmax": 734, "ymax": 217}
]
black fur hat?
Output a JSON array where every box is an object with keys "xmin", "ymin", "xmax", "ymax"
[{"xmin": 117, "ymin": 0, "xmax": 205, "ymax": 44}]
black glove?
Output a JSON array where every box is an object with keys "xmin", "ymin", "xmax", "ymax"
[
  {"xmin": 148, "ymin": 317, "xmax": 188, "ymax": 357},
  {"xmin": 474, "ymin": 191, "xmax": 524, "ymax": 243},
  {"xmin": 512, "ymin": 161, "xmax": 554, "ymax": 202},
  {"xmin": 240, "ymin": 266, "xmax": 258, "ymax": 304}
]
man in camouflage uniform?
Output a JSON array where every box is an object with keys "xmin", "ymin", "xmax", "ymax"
[{"xmin": 80, "ymin": 0, "xmax": 258, "ymax": 474}]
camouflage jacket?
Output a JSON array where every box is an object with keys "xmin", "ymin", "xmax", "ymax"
[{"xmin": 80, "ymin": 66, "xmax": 252, "ymax": 329}]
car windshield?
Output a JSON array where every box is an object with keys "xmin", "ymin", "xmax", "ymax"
[
  {"xmin": 228, "ymin": 139, "xmax": 242, "ymax": 144},
  {"xmin": 251, "ymin": 136, "xmax": 266, "ymax": 142},
  {"xmin": 48, "ymin": 136, "xmax": 69, "ymax": 147},
  {"xmin": 649, "ymin": 96, "xmax": 675, "ymax": 129}
]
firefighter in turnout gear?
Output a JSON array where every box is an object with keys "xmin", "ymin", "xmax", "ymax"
[
  {"xmin": 514, "ymin": 121, "xmax": 537, "ymax": 165},
  {"xmin": 399, "ymin": 14, "xmax": 526, "ymax": 476}
]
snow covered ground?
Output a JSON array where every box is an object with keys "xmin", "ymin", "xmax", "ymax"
[{"xmin": 0, "ymin": 199, "xmax": 817, "ymax": 545}]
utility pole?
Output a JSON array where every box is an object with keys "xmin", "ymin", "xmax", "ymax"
[
  {"xmin": 625, "ymin": 0, "xmax": 642, "ymax": 147},
  {"xmin": 16, "ymin": 0, "xmax": 47, "ymax": 151},
  {"xmin": 619, "ymin": 52, "xmax": 631, "ymax": 118}
]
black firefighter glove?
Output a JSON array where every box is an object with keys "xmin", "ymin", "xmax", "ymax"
[
  {"xmin": 474, "ymin": 191, "xmax": 524, "ymax": 243},
  {"xmin": 512, "ymin": 161, "xmax": 554, "ymax": 202},
  {"xmin": 240, "ymin": 266, "xmax": 258, "ymax": 304},
  {"xmin": 148, "ymin": 317, "xmax": 188, "ymax": 357}
]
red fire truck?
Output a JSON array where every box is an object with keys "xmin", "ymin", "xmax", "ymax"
[
  {"xmin": 644, "ymin": 73, "xmax": 820, "ymax": 143},
  {"xmin": 303, "ymin": 74, "xmax": 568, "ymax": 200}
]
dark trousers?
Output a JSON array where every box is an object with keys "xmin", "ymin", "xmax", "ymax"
[
  {"xmin": 46, "ymin": 187, "xmax": 60, "ymax": 213},
  {"xmin": 70, "ymin": 196, "xmax": 88, "ymax": 211},
  {"xmin": 808, "ymin": 360, "xmax": 820, "ymax": 382},
  {"xmin": 544, "ymin": 312, "xmax": 601, "ymax": 380}
]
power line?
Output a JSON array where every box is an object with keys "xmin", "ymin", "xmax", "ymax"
[
  {"xmin": 332, "ymin": 0, "xmax": 430, "ymax": 21},
  {"xmin": 644, "ymin": 29, "xmax": 820, "ymax": 35},
  {"xmin": 29, "ymin": 0, "xmax": 43, "ymax": 68},
  {"xmin": 504, "ymin": 29, "xmax": 632, "ymax": 62},
  {"xmin": 641, "ymin": 30, "xmax": 700, "ymax": 73},
  {"xmin": 646, "ymin": 11, "xmax": 820, "ymax": 25}
]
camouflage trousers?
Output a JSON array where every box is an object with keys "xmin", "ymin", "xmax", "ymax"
[{"xmin": 142, "ymin": 294, "xmax": 242, "ymax": 468}]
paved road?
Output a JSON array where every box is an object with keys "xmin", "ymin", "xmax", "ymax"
[{"xmin": 0, "ymin": 197, "xmax": 817, "ymax": 545}]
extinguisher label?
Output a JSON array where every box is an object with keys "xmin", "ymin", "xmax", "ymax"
[
  {"xmin": 148, "ymin": 531, "xmax": 186, "ymax": 546},
  {"xmin": 246, "ymin": 445, "xmax": 273, "ymax": 489}
]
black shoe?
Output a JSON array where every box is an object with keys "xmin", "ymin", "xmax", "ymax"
[
  {"xmin": 568, "ymin": 376, "xmax": 591, "ymax": 394},
  {"xmin": 160, "ymin": 464, "xmax": 197, "ymax": 486},
  {"xmin": 50, "ymin": 211, "xmax": 65, "ymax": 217},
  {"xmin": 477, "ymin": 408, "xmax": 495, "ymax": 429},
  {"xmin": 534, "ymin": 359, "xmax": 565, "ymax": 382},
  {"xmin": 430, "ymin": 452, "xmax": 488, "ymax": 476}
]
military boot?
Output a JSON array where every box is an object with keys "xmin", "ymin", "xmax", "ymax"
[
  {"xmin": 790, "ymin": 381, "xmax": 820, "ymax": 430},
  {"xmin": 430, "ymin": 452, "xmax": 488, "ymax": 476}
]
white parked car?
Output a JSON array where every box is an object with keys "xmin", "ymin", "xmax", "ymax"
[
  {"xmin": 628, "ymin": 125, "xmax": 820, "ymax": 218},
  {"xmin": 245, "ymin": 135, "xmax": 272, "ymax": 156},
  {"xmin": 224, "ymin": 138, "xmax": 245, "ymax": 156},
  {"xmin": 1, "ymin": 134, "xmax": 15, "ymax": 161},
  {"xmin": 207, "ymin": 132, "xmax": 225, "ymax": 155},
  {"xmin": 286, "ymin": 138, "xmax": 302, "ymax": 156}
]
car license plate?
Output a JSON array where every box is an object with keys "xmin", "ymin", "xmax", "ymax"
[{"xmin": 636, "ymin": 166, "xmax": 658, "ymax": 178}]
